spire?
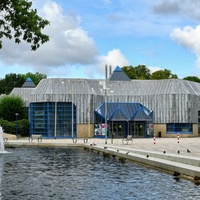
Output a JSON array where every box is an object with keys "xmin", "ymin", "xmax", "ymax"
[
  {"xmin": 108, "ymin": 66, "xmax": 130, "ymax": 81},
  {"xmin": 22, "ymin": 77, "xmax": 36, "ymax": 88}
]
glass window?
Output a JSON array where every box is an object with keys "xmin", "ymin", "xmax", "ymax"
[{"xmin": 166, "ymin": 123, "xmax": 192, "ymax": 134}]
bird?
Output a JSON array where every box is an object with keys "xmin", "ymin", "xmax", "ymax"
[
  {"xmin": 146, "ymin": 155, "xmax": 149, "ymax": 158},
  {"xmin": 177, "ymin": 150, "xmax": 180, "ymax": 154},
  {"xmin": 173, "ymin": 177, "xmax": 180, "ymax": 181},
  {"xmin": 103, "ymin": 152, "xmax": 109, "ymax": 157},
  {"xmin": 163, "ymin": 151, "xmax": 166, "ymax": 154},
  {"xmin": 117, "ymin": 149, "xmax": 119, "ymax": 152},
  {"xmin": 119, "ymin": 157, "xmax": 126, "ymax": 163},
  {"xmin": 173, "ymin": 172, "xmax": 181, "ymax": 177},
  {"xmin": 194, "ymin": 176, "xmax": 200, "ymax": 181},
  {"xmin": 187, "ymin": 149, "xmax": 191, "ymax": 153},
  {"xmin": 126, "ymin": 151, "xmax": 129, "ymax": 155}
]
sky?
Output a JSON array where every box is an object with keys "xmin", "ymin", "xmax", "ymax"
[{"xmin": 0, "ymin": 0, "xmax": 200, "ymax": 79}]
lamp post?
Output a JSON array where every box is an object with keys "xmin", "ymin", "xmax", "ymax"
[
  {"xmin": 15, "ymin": 113, "xmax": 19, "ymax": 138},
  {"xmin": 71, "ymin": 84, "xmax": 74, "ymax": 139},
  {"xmin": 103, "ymin": 88, "xmax": 109, "ymax": 144},
  {"xmin": 54, "ymin": 101, "xmax": 57, "ymax": 139}
]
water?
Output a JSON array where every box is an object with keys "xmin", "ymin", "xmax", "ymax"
[{"xmin": 0, "ymin": 147, "xmax": 200, "ymax": 200}]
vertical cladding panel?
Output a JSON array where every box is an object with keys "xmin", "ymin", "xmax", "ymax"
[
  {"xmin": 156, "ymin": 95, "xmax": 160, "ymax": 123},
  {"xmin": 190, "ymin": 95, "xmax": 199, "ymax": 122},
  {"xmin": 169, "ymin": 94, "xmax": 173, "ymax": 123},
  {"xmin": 185, "ymin": 94, "xmax": 188, "ymax": 122},
  {"xmin": 176, "ymin": 94, "xmax": 179, "ymax": 122},
  {"xmin": 181, "ymin": 94, "xmax": 185, "ymax": 122},
  {"xmin": 164, "ymin": 94, "xmax": 168, "ymax": 123}
]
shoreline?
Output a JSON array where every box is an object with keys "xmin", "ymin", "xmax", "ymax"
[{"xmin": 3, "ymin": 137, "xmax": 200, "ymax": 184}]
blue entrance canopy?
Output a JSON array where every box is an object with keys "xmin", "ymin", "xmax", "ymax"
[{"xmin": 95, "ymin": 102, "xmax": 153, "ymax": 121}]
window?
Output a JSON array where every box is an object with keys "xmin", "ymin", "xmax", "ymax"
[{"xmin": 166, "ymin": 123, "xmax": 192, "ymax": 134}]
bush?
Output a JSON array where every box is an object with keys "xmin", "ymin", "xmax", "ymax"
[{"xmin": 0, "ymin": 119, "xmax": 29, "ymax": 137}]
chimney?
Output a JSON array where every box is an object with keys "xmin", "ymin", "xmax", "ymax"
[
  {"xmin": 109, "ymin": 65, "xmax": 112, "ymax": 77},
  {"xmin": 105, "ymin": 64, "xmax": 108, "ymax": 79}
]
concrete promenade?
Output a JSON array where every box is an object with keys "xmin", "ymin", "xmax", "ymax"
[{"xmin": 4, "ymin": 137, "xmax": 200, "ymax": 182}]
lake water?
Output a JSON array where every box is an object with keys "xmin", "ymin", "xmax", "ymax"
[{"xmin": 0, "ymin": 147, "xmax": 200, "ymax": 200}]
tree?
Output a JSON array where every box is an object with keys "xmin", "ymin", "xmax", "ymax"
[
  {"xmin": 24, "ymin": 72, "xmax": 47, "ymax": 85},
  {"xmin": 151, "ymin": 69, "xmax": 178, "ymax": 80},
  {"xmin": 0, "ymin": 73, "xmax": 25, "ymax": 94},
  {"xmin": 122, "ymin": 65, "xmax": 137, "ymax": 79},
  {"xmin": 122, "ymin": 65, "xmax": 151, "ymax": 79},
  {"xmin": 0, "ymin": 95, "xmax": 25, "ymax": 121},
  {"xmin": 0, "ymin": 72, "xmax": 47, "ymax": 95},
  {"xmin": 183, "ymin": 76, "xmax": 200, "ymax": 83},
  {"xmin": 0, "ymin": 0, "xmax": 49, "ymax": 50},
  {"xmin": 134, "ymin": 65, "xmax": 151, "ymax": 80}
]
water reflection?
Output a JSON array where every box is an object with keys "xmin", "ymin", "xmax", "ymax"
[{"xmin": 1, "ymin": 147, "xmax": 200, "ymax": 200}]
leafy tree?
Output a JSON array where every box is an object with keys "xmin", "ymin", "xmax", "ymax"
[
  {"xmin": 24, "ymin": 72, "xmax": 47, "ymax": 85},
  {"xmin": 122, "ymin": 65, "xmax": 137, "ymax": 79},
  {"xmin": 122, "ymin": 65, "xmax": 151, "ymax": 79},
  {"xmin": 0, "ymin": 72, "xmax": 47, "ymax": 94},
  {"xmin": 0, "ymin": 73, "xmax": 25, "ymax": 94},
  {"xmin": 183, "ymin": 76, "xmax": 200, "ymax": 83},
  {"xmin": 0, "ymin": 95, "xmax": 25, "ymax": 121},
  {"xmin": 0, "ymin": 0, "xmax": 49, "ymax": 50},
  {"xmin": 135, "ymin": 65, "xmax": 151, "ymax": 80},
  {"xmin": 151, "ymin": 69, "xmax": 178, "ymax": 80}
]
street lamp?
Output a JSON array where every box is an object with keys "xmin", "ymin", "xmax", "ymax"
[
  {"xmin": 103, "ymin": 88, "xmax": 109, "ymax": 144},
  {"xmin": 15, "ymin": 113, "xmax": 19, "ymax": 138}
]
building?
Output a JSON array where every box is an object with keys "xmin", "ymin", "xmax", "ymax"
[{"xmin": 10, "ymin": 66, "xmax": 200, "ymax": 138}]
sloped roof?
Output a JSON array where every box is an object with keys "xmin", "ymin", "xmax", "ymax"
[
  {"xmin": 22, "ymin": 77, "xmax": 36, "ymax": 88},
  {"xmin": 108, "ymin": 66, "xmax": 131, "ymax": 81},
  {"xmin": 95, "ymin": 102, "xmax": 153, "ymax": 121}
]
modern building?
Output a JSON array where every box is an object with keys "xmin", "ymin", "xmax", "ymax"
[{"xmin": 10, "ymin": 66, "xmax": 200, "ymax": 138}]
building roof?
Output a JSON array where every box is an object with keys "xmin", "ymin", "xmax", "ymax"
[
  {"xmin": 95, "ymin": 102, "xmax": 153, "ymax": 121},
  {"xmin": 108, "ymin": 66, "xmax": 131, "ymax": 81},
  {"xmin": 22, "ymin": 77, "xmax": 36, "ymax": 88}
]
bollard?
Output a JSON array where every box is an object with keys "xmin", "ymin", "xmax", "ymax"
[
  {"xmin": 154, "ymin": 134, "xmax": 156, "ymax": 144},
  {"xmin": 177, "ymin": 133, "xmax": 180, "ymax": 144}
]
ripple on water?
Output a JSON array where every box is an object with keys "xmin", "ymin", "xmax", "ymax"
[{"xmin": 0, "ymin": 147, "xmax": 200, "ymax": 200}]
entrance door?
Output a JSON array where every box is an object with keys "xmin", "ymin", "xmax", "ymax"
[
  {"xmin": 110, "ymin": 122, "xmax": 125, "ymax": 138},
  {"xmin": 130, "ymin": 122, "xmax": 145, "ymax": 138}
]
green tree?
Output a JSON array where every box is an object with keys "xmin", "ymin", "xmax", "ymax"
[
  {"xmin": 122, "ymin": 65, "xmax": 151, "ymax": 79},
  {"xmin": 135, "ymin": 65, "xmax": 152, "ymax": 80},
  {"xmin": 122, "ymin": 65, "xmax": 137, "ymax": 79},
  {"xmin": 0, "ymin": 95, "xmax": 25, "ymax": 121},
  {"xmin": 0, "ymin": 72, "xmax": 47, "ymax": 94},
  {"xmin": 183, "ymin": 76, "xmax": 200, "ymax": 83},
  {"xmin": 0, "ymin": 73, "xmax": 25, "ymax": 94},
  {"xmin": 0, "ymin": 0, "xmax": 49, "ymax": 50},
  {"xmin": 24, "ymin": 72, "xmax": 47, "ymax": 85},
  {"xmin": 151, "ymin": 69, "xmax": 178, "ymax": 80}
]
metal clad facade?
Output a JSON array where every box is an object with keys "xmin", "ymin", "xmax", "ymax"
[{"xmin": 10, "ymin": 78, "xmax": 200, "ymax": 126}]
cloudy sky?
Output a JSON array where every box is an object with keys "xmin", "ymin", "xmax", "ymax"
[{"xmin": 0, "ymin": 0, "xmax": 200, "ymax": 79}]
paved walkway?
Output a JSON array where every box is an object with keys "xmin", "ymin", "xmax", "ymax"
[{"xmin": 5, "ymin": 137, "xmax": 200, "ymax": 157}]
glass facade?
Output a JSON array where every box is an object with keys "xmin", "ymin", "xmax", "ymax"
[
  {"xmin": 166, "ymin": 123, "xmax": 192, "ymax": 134},
  {"xmin": 30, "ymin": 102, "xmax": 76, "ymax": 138}
]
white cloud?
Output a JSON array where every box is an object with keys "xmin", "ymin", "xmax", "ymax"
[
  {"xmin": 97, "ymin": 49, "xmax": 129, "ymax": 74},
  {"xmin": 170, "ymin": 25, "xmax": 200, "ymax": 68},
  {"xmin": 0, "ymin": 1, "xmax": 98, "ymax": 76}
]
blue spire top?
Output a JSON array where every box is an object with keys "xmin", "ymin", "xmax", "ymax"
[{"xmin": 114, "ymin": 66, "xmax": 122, "ymax": 72}]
